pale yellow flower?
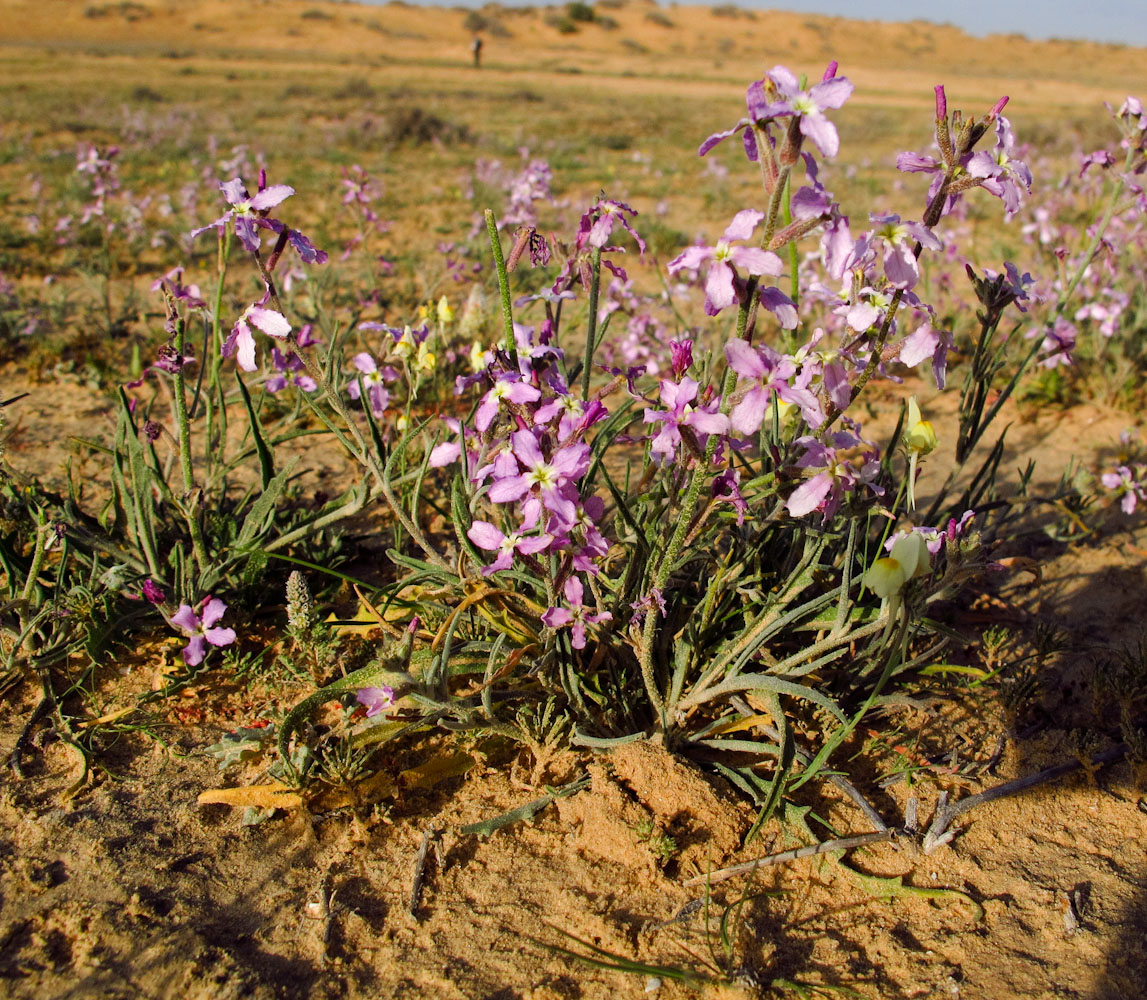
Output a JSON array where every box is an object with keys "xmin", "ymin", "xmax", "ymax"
[
  {"xmin": 415, "ymin": 340, "xmax": 436, "ymax": 374},
  {"xmin": 864, "ymin": 531, "xmax": 930, "ymax": 599},
  {"xmin": 468, "ymin": 340, "xmax": 488, "ymax": 372},
  {"xmin": 905, "ymin": 396, "xmax": 938, "ymax": 455},
  {"xmin": 904, "ymin": 396, "xmax": 937, "ymax": 510},
  {"xmin": 393, "ymin": 325, "xmax": 415, "ymax": 360}
]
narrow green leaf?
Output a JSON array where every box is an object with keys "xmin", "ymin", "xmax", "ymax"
[{"xmin": 235, "ymin": 373, "xmax": 275, "ymax": 489}]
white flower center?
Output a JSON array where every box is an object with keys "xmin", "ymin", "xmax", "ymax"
[{"xmin": 528, "ymin": 462, "xmax": 559, "ymax": 490}]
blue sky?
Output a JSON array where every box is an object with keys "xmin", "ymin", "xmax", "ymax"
[{"xmin": 362, "ymin": 1, "xmax": 1147, "ymax": 47}]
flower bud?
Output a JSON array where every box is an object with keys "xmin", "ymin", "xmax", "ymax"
[{"xmin": 906, "ymin": 397, "xmax": 938, "ymax": 455}]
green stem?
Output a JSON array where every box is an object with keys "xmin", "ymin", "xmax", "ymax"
[
  {"xmin": 205, "ymin": 229, "xmax": 231, "ymax": 494},
  {"xmin": 484, "ymin": 209, "xmax": 517, "ymax": 366},
  {"xmin": 244, "ymin": 244, "xmax": 449, "ymax": 571},
  {"xmin": 208, "ymin": 228, "xmax": 231, "ymax": 393},
  {"xmin": 582, "ymin": 247, "xmax": 601, "ymax": 401},
  {"xmin": 761, "ymin": 161, "xmax": 794, "ymax": 251},
  {"xmin": 940, "ymin": 145, "xmax": 1135, "ymax": 494},
  {"xmin": 20, "ymin": 508, "xmax": 50, "ymax": 605},
  {"xmin": 640, "ymin": 315, "xmax": 746, "ymax": 729},
  {"xmin": 172, "ymin": 314, "xmax": 210, "ymax": 577}
]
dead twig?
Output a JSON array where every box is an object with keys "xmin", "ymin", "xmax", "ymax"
[
  {"xmin": 8, "ymin": 693, "xmax": 55, "ymax": 779},
  {"xmin": 680, "ymin": 830, "xmax": 895, "ymax": 887},
  {"xmin": 409, "ymin": 828, "xmax": 439, "ymax": 917},
  {"xmin": 924, "ymin": 742, "xmax": 1129, "ymax": 852}
]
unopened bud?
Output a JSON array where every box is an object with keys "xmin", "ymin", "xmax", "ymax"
[{"xmin": 506, "ymin": 227, "xmax": 532, "ymax": 273}]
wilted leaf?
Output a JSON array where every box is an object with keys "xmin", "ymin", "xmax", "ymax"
[
  {"xmin": 325, "ymin": 599, "xmax": 385, "ymax": 638},
  {"xmin": 203, "ymin": 725, "xmax": 277, "ymax": 771},
  {"xmin": 399, "ymin": 751, "xmax": 476, "ymax": 791},
  {"xmin": 706, "ymin": 713, "xmax": 774, "ymax": 736},
  {"xmin": 197, "ymin": 782, "xmax": 304, "ymax": 810}
]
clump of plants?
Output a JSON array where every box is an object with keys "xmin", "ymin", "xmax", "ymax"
[{"xmin": 3, "ymin": 63, "xmax": 1146, "ymax": 855}]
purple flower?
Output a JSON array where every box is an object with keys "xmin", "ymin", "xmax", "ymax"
[
  {"xmin": 642, "ymin": 377, "xmax": 730, "ymax": 463},
  {"xmin": 1079, "ymin": 149, "xmax": 1115, "ymax": 177},
  {"xmin": 982, "ymin": 262, "xmax": 1035, "ymax": 313},
  {"xmin": 670, "ymin": 339, "xmax": 693, "ymax": 378},
  {"xmin": 749, "ymin": 62, "xmax": 854, "ymax": 158},
  {"xmin": 898, "ymin": 321, "xmax": 952, "ymax": 389},
  {"xmin": 487, "ymin": 431, "xmax": 591, "ymax": 528},
  {"xmin": 724, "ymin": 339, "xmax": 823, "ymax": 435},
  {"xmin": 467, "ymin": 521, "xmax": 553, "ymax": 575},
  {"xmin": 535, "ymin": 394, "xmax": 608, "ymax": 444},
  {"xmin": 1103, "ymin": 465, "xmax": 1147, "ymax": 514},
  {"xmin": 295, "ymin": 323, "xmax": 322, "ymax": 348},
  {"xmin": 266, "ymin": 347, "xmax": 317, "ymax": 394},
  {"xmin": 541, "ymin": 576, "xmax": 612, "ymax": 650},
  {"xmin": 712, "ymin": 468, "xmax": 748, "ymax": 525},
  {"xmin": 347, "ymin": 352, "xmax": 392, "ymax": 418},
  {"xmin": 896, "ymin": 151, "xmax": 943, "ymax": 176},
  {"xmin": 475, "ymin": 373, "xmax": 542, "ymax": 433},
  {"xmin": 141, "ymin": 579, "xmax": 166, "ymax": 604},
  {"xmin": 868, "ymin": 213, "xmax": 942, "ymax": 290},
  {"xmin": 356, "ymin": 685, "xmax": 395, "ymax": 718},
  {"xmin": 224, "ymin": 302, "xmax": 291, "ymax": 372},
  {"xmin": 171, "ymin": 597, "xmax": 236, "ymax": 667},
  {"xmin": 786, "ymin": 431, "xmax": 880, "ymax": 518},
  {"xmin": 668, "ymin": 210, "xmax": 783, "ymax": 316},
  {"xmin": 967, "ymin": 116, "xmax": 1032, "ymax": 219},
  {"xmin": 152, "ymin": 343, "xmax": 196, "ymax": 375},
  {"xmin": 700, "ymin": 62, "xmax": 853, "ymax": 161},
  {"xmin": 889, "ymin": 510, "xmax": 975, "ymax": 556},
  {"xmin": 629, "ymin": 589, "xmax": 667, "ymax": 626},
  {"xmin": 278, "ymin": 226, "xmax": 329, "ymax": 266},
  {"xmin": 190, "ymin": 177, "xmax": 295, "ymax": 253},
  {"xmin": 582, "ymin": 197, "xmax": 646, "ymax": 254},
  {"xmin": 151, "ymin": 266, "xmax": 205, "ymax": 309},
  {"xmin": 1038, "ymin": 316, "xmax": 1077, "ymax": 369},
  {"xmin": 566, "ymin": 496, "xmax": 610, "ymax": 574}
]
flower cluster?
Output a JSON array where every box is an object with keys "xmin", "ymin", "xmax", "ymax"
[
  {"xmin": 430, "ymin": 326, "xmax": 615, "ymax": 648},
  {"xmin": 190, "ymin": 171, "xmax": 328, "ymax": 373}
]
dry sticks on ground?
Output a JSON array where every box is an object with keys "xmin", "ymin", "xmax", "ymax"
[{"xmin": 684, "ymin": 741, "xmax": 1131, "ymax": 888}]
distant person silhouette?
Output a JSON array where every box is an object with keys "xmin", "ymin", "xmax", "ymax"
[{"xmin": 472, "ymin": 35, "xmax": 483, "ymax": 68}]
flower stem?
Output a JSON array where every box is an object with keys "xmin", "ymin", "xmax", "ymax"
[
  {"xmin": 582, "ymin": 247, "xmax": 602, "ymax": 401},
  {"xmin": 171, "ymin": 311, "xmax": 210, "ymax": 578},
  {"xmin": 639, "ymin": 305, "xmax": 746, "ymax": 729},
  {"xmin": 20, "ymin": 507, "xmax": 49, "ymax": 605},
  {"xmin": 244, "ymin": 246, "xmax": 449, "ymax": 570},
  {"xmin": 485, "ymin": 209, "xmax": 518, "ymax": 367}
]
